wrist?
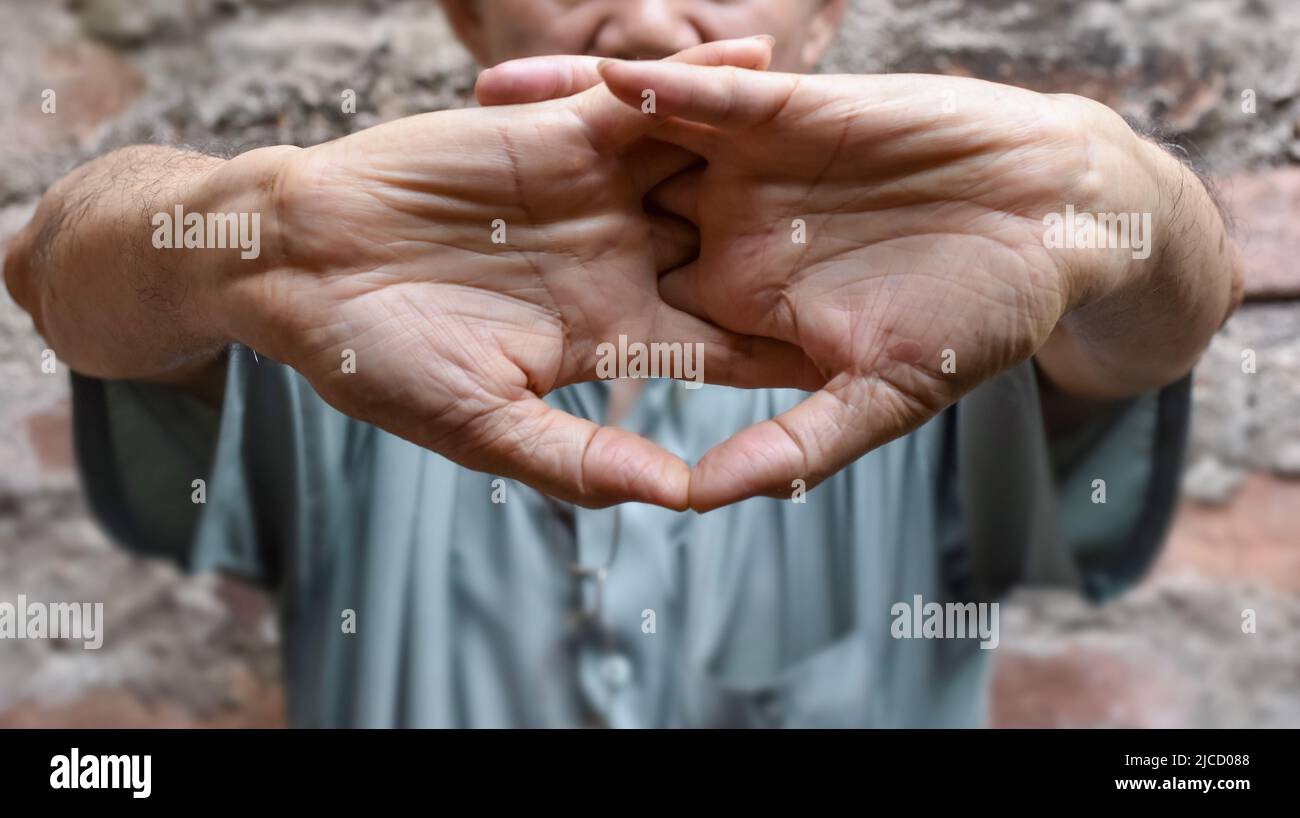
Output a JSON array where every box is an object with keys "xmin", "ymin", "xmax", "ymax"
[
  {"xmin": 1049, "ymin": 94, "xmax": 1166, "ymax": 316},
  {"xmin": 1131, "ymin": 135, "xmax": 1243, "ymax": 328},
  {"xmin": 1043, "ymin": 99, "xmax": 1234, "ymax": 396},
  {"xmin": 195, "ymin": 144, "xmax": 303, "ymax": 351}
]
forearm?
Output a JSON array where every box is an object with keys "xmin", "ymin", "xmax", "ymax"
[
  {"xmin": 1036, "ymin": 109, "xmax": 1243, "ymax": 402},
  {"xmin": 2, "ymin": 144, "xmax": 296, "ymax": 394}
]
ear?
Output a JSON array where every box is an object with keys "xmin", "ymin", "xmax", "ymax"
[
  {"xmin": 801, "ymin": 0, "xmax": 848, "ymax": 70},
  {"xmin": 440, "ymin": 0, "xmax": 492, "ymax": 65}
]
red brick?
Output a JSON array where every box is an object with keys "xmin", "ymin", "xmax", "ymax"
[
  {"xmin": 992, "ymin": 645, "xmax": 1193, "ymax": 728},
  {"xmin": 1156, "ymin": 474, "xmax": 1300, "ymax": 593},
  {"xmin": 25, "ymin": 397, "xmax": 74, "ymax": 474},
  {"xmin": 1218, "ymin": 169, "xmax": 1300, "ymax": 300},
  {"xmin": 0, "ymin": 675, "xmax": 285, "ymax": 728}
]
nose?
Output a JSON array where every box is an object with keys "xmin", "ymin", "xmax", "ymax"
[{"xmin": 590, "ymin": 0, "xmax": 703, "ymax": 60}]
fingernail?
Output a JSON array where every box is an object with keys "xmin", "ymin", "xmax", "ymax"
[{"xmin": 752, "ymin": 34, "xmax": 776, "ymax": 46}]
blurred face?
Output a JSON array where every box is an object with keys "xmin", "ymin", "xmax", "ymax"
[{"xmin": 441, "ymin": 0, "xmax": 847, "ymax": 72}]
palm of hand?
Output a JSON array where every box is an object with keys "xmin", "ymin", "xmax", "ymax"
[
  {"xmin": 607, "ymin": 69, "xmax": 1084, "ymax": 508},
  {"xmin": 225, "ymin": 65, "xmax": 813, "ymax": 510}
]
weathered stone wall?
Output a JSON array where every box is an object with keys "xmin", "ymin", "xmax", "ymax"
[{"xmin": 1, "ymin": 0, "xmax": 1297, "ymax": 727}]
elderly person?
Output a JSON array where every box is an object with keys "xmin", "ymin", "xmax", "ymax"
[{"xmin": 3, "ymin": 0, "xmax": 1240, "ymax": 727}]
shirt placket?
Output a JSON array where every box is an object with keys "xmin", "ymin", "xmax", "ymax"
[{"xmin": 570, "ymin": 504, "xmax": 640, "ymax": 726}]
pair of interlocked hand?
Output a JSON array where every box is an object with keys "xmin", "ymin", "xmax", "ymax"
[{"xmin": 224, "ymin": 37, "xmax": 1143, "ymax": 511}]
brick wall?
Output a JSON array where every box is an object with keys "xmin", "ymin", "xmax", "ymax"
[{"xmin": 1, "ymin": 0, "xmax": 1297, "ymax": 727}]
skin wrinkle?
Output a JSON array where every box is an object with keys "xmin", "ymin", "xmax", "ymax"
[
  {"xmin": 814, "ymin": 231, "xmax": 1054, "ymax": 300},
  {"xmin": 800, "ymin": 236, "xmax": 982, "ymax": 329},
  {"xmin": 774, "ymin": 274, "xmax": 803, "ymax": 358},
  {"xmin": 769, "ymin": 411, "xmax": 813, "ymax": 486},
  {"xmin": 876, "ymin": 265, "xmax": 960, "ymax": 385},
  {"xmin": 499, "ymin": 149, "xmax": 665, "ymax": 390},
  {"xmin": 733, "ymin": 414, "xmax": 808, "ymax": 488},
  {"xmin": 801, "ymin": 152, "xmax": 1006, "ymax": 216},
  {"xmin": 1050, "ymin": 131, "xmax": 1220, "ymax": 393},
  {"xmin": 816, "ymin": 381, "xmax": 869, "ymax": 472},
  {"xmin": 942, "ymin": 149, "xmax": 1044, "ymax": 211},
  {"xmin": 755, "ymin": 71, "xmax": 803, "ymax": 131},
  {"xmin": 902, "ymin": 227, "xmax": 1054, "ymax": 286},
  {"xmin": 555, "ymin": 219, "xmax": 643, "ymax": 384},
  {"xmin": 496, "ymin": 124, "xmax": 572, "ymax": 396},
  {"xmin": 500, "ymin": 400, "xmax": 560, "ymax": 464},
  {"xmin": 854, "ymin": 243, "xmax": 911, "ymax": 380},
  {"xmin": 259, "ymin": 150, "xmax": 299, "ymax": 278},
  {"xmin": 11, "ymin": 9, "xmax": 1239, "ymax": 511},
  {"xmin": 426, "ymin": 392, "xmax": 512, "ymax": 460},
  {"xmin": 573, "ymin": 419, "xmax": 610, "ymax": 501},
  {"xmin": 863, "ymin": 364, "xmax": 948, "ymax": 435},
  {"xmin": 609, "ymin": 434, "xmax": 664, "ymax": 499},
  {"xmin": 800, "ymin": 100, "xmax": 851, "ymax": 205},
  {"xmin": 746, "ymin": 156, "xmax": 1051, "ymax": 487},
  {"xmin": 1055, "ymin": 108, "xmax": 1127, "ymax": 310},
  {"xmin": 728, "ymin": 225, "xmax": 794, "ymax": 330},
  {"xmin": 430, "ymin": 362, "xmax": 532, "ymax": 451},
  {"xmin": 754, "ymin": 112, "xmax": 846, "ymax": 357},
  {"xmin": 274, "ymin": 154, "xmax": 390, "ymax": 279},
  {"xmin": 360, "ymin": 181, "xmax": 525, "ymax": 231}
]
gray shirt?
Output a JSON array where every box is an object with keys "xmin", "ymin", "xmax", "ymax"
[{"xmin": 71, "ymin": 346, "xmax": 1189, "ymax": 727}]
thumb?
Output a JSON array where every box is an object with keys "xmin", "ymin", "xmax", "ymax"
[
  {"xmin": 597, "ymin": 59, "xmax": 804, "ymax": 131},
  {"xmin": 576, "ymin": 36, "xmax": 776, "ymax": 151},
  {"xmin": 688, "ymin": 374, "xmax": 936, "ymax": 512},
  {"xmin": 478, "ymin": 37, "xmax": 775, "ymax": 107},
  {"xmin": 476, "ymin": 56, "xmax": 609, "ymax": 107},
  {"xmin": 479, "ymin": 396, "xmax": 692, "ymax": 510}
]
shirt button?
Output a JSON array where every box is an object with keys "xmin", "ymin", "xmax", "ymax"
[{"xmin": 601, "ymin": 653, "xmax": 632, "ymax": 689}]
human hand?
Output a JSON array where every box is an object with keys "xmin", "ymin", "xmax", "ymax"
[
  {"xmin": 216, "ymin": 38, "xmax": 818, "ymax": 511},
  {"xmin": 600, "ymin": 63, "xmax": 1155, "ymax": 509}
]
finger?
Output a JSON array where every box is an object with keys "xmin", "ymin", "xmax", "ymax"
[
  {"xmin": 670, "ymin": 34, "xmax": 775, "ymax": 71},
  {"xmin": 647, "ymin": 301, "xmax": 825, "ymax": 391},
  {"xmin": 641, "ymin": 118, "xmax": 726, "ymax": 157},
  {"xmin": 657, "ymin": 258, "xmax": 773, "ymax": 338},
  {"xmin": 480, "ymin": 397, "xmax": 691, "ymax": 510},
  {"xmin": 650, "ymin": 213, "xmax": 699, "ymax": 275},
  {"xmin": 687, "ymin": 374, "xmax": 934, "ymax": 512},
  {"xmin": 625, "ymin": 139, "xmax": 704, "ymax": 197},
  {"xmin": 646, "ymin": 166, "xmax": 703, "ymax": 224},
  {"xmin": 580, "ymin": 37, "xmax": 776, "ymax": 150},
  {"xmin": 477, "ymin": 36, "xmax": 776, "ymax": 107},
  {"xmin": 657, "ymin": 264, "xmax": 710, "ymax": 320},
  {"xmin": 604, "ymin": 115, "xmax": 724, "ymax": 157},
  {"xmin": 598, "ymin": 60, "xmax": 804, "ymax": 131},
  {"xmin": 570, "ymin": 296, "xmax": 821, "ymax": 392},
  {"xmin": 477, "ymin": 56, "xmax": 609, "ymax": 107},
  {"xmin": 660, "ymin": 256, "xmax": 800, "ymax": 345}
]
